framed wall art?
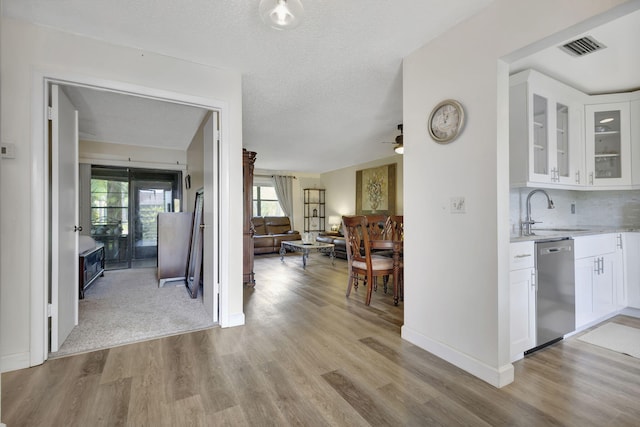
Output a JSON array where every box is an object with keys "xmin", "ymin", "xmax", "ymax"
[{"xmin": 355, "ymin": 163, "xmax": 396, "ymax": 215}]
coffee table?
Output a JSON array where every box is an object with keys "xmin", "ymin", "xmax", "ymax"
[{"xmin": 280, "ymin": 240, "xmax": 335, "ymax": 269}]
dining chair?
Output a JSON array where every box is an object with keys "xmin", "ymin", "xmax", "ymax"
[
  {"xmin": 342, "ymin": 215, "xmax": 396, "ymax": 306},
  {"xmin": 384, "ymin": 215, "xmax": 404, "ymax": 241},
  {"xmin": 365, "ymin": 214, "xmax": 387, "ymax": 240},
  {"xmin": 383, "ymin": 215, "xmax": 404, "ymax": 300}
]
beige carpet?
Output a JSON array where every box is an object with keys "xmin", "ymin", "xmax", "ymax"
[
  {"xmin": 50, "ymin": 268, "xmax": 214, "ymax": 358},
  {"xmin": 578, "ymin": 322, "xmax": 640, "ymax": 358}
]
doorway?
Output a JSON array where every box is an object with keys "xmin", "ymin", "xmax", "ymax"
[{"xmin": 40, "ymin": 77, "xmax": 224, "ymax": 362}]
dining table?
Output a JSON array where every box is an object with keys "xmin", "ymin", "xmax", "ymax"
[{"xmin": 370, "ymin": 239, "xmax": 403, "ymax": 305}]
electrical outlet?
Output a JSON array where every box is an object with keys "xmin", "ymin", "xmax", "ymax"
[
  {"xmin": 1, "ymin": 142, "xmax": 16, "ymax": 159},
  {"xmin": 450, "ymin": 197, "xmax": 466, "ymax": 214}
]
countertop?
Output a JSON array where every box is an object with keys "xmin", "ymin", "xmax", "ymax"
[{"xmin": 510, "ymin": 226, "xmax": 640, "ymax": 242}]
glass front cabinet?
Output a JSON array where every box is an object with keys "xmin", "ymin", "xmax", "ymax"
[
  {"xmin": 585, "ymin": 102, "xmax": 631, "ymax": 187},
  {"xmin": 510, "ymin": 70, "xmax": 584, "ymax": 187}
]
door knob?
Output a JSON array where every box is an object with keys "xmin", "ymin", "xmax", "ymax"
[{"xmin": 74, "ymin": 225, "xmax": 83, "ymax": 232}]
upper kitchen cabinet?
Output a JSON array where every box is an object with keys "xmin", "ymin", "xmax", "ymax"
[
  {"xmin": 585, "ymin": 102, "xmax": 631, "ymax": 187},
  {"xmin": 510, "ymin": 70, "xmax": 585, "ymax": 188},
  {"xmin": 632, "ymin": 98, "xmax": 640, "ymax": 187}
]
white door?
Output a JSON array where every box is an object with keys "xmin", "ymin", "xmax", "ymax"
[
  {"xmin": 203, "ymin": 112, "xmax": 219, "ymax": 322},
  {"xmin": 50, "ymin": 84, "xmax": 79, "ymax": 352}
]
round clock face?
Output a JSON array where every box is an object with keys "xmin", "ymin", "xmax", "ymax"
[{"xmin": 428, "ymin": 100, "xmax": 465, "ymax": 144}]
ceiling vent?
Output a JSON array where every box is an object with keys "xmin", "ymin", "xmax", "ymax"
[{"xmin": 559, "ymin": 36, "xmax": 606, "ymax": 57}]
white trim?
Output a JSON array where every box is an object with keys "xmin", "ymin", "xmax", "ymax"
[
  {"xmin": 30, "ymin": 71, "xmax": 48, "ymax": 367},
  {"xmin": 401, "ymin": 325, "xmax": 515, "ymax": 388},
  {"xmin": 30, "ymin": 68, "xmax": 235, "ymax": 366},
  {"xmin": 78, "ymin": 157, "xmax": 188, "ymax": 171},
  {"xmin": 217, "ymin": 106, "xmax": 233, "ymax": 328},
  {"xmin": 1, "ymin": 352, "xmax": 31, "ymax": 373},
  {"xmin": 225, "ymin": 312, "xmax": 246, "ymax": 328}
]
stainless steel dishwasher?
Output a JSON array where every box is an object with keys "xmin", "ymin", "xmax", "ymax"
[{"xmin": 526, "ymin": 238, "xmax": 575, "ymax": 354}]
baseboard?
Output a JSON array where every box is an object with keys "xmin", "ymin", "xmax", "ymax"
[
  {"xmin": 1, "ymin": 351, "xmax": 30, "ymax": 373},
  {"xmin": 567, "ymin": 309, "xmax": 625, "ymax": 337},
  {"xmin": 222, "ymin": 312, "xmax": 245, "ymax": 328},
  {"xmin": 621, "ymin": 307, "xmax": 640, "ymax": 318},
  {"xmin": 401, "ymin": 325, "xmax": 514, "ymax": 388}
]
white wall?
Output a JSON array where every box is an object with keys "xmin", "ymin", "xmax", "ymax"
[
  {"xmin": 0, "ymin": 2, "xmax": 4, "ymax": 423},
  {"xmin": 321, "ymin": 154, "xmax": 404, "ymax": 219},
  {"xmin": 79, "ymin": 140, "xmax": 188, "ymax": 168},
  {"xmin": 186, "ymin": 114, "xmax": 208, "ymax": 210},
  {"xmin": 0, "ymin": 18, "xmax": 244, "ymax": 371},
  {"xmin": 402, "ymin": 0, "xmax": 634, "ymax": 387}
]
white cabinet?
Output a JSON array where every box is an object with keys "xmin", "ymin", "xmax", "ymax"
[
  {"xmin": 585, "ymin": 103, "xmax": 632, "ymax": 187},
  {"xmin": 510, "ymin": 70, "xmax": 584, "ymax": 188},
  {"xmin": 632, "ymin": 99, "xmax": 640, "ymax": 186},
  {"xmin": 574, "ymin": 234, "xmax": 624, "ymax": 328},
  {"xmin": 509, "ymin": 241, "xmax": 536, "ymax": 361},
  {"xmin": 623, "ymin": 232, "xmax": 640, "ymax": 308}
]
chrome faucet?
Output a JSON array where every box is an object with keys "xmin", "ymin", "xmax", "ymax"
[{"xmin": 521, "ymin": 189, "xmax": 555, "ymax": 236}]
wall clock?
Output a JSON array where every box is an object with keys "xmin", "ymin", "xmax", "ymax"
[{"xmin": 428, "ymin": 99, "xmax": 465, "ymax": 144}]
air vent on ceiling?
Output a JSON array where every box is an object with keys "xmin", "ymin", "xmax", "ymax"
[{"xmin": 559, "ymin": 36, "xmax": 606, "ymax": 57}]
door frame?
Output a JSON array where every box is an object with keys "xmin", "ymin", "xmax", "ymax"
[{"xmin": 30, "ymin": 69, "xmax": 232, "ymax": 366}]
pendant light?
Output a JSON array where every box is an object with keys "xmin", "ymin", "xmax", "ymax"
[{"xmin": 259, "ymin": 0, "xmax": 305, "ymax": 30}]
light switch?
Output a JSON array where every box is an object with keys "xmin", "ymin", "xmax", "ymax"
[
  {"xmin": 1, "ymin": 142, "xmax": 16, "ymax": 159},
  {"xmin": 450, "ymin": 197, "xmax": 466, "ymax": 214}
]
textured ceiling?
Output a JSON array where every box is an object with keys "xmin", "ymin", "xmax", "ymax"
[
  {"xmin": 63, "ymin": 86, "xmax": 208, "ymax": 150},
  {"xmin": 510, "ymin": 8, "xmax": 640, "ymax": 95},
  {"xmin": 3, "ymin": 0, "xmax": 494, "ymax": 172}
]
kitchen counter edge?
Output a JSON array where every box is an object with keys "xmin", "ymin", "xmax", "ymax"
[{"xmin": 510, "ymin": 227, "xmax": 640, "ymax": 243}]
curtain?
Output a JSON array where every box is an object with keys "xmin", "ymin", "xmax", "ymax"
[
  {"xmin": 272, "ymin": 175, "xmax": 294, "ymax": 226},
  {"xmin": 78, "ymin": 163, "xmax": 92, "ymax": 236}
]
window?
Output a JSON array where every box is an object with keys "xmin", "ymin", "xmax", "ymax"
[
  {"xmin": 91, "ymin": 177, "xmax": 129, "ymax": 237},
  {"xmin": 253, "ymin": 185, "xmax": 284, "ymax": 216}
]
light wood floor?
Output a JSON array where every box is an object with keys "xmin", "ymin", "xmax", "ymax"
[{"xmin": 3, "ymin": 253, "xmax": 640, "ymax": 426}]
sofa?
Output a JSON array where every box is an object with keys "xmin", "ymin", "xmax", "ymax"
[
  {"xmin": 316, "ymin": 231, "xmax": 347, "ymax": 259},
  {"xmin": 252, "ymin": 216, "xmax": 302, "ymax": 254}
]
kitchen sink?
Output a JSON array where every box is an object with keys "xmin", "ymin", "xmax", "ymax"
[
  {"xmin": 534, "ymin": 228, "xmax": 589, "ymax": 232},
  {"xmin": 527, "ymin": 228, "xmax": 590, "ymax": 236}
]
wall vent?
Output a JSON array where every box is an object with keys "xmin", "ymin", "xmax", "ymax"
[{"xmin": 559, "ymin": 36, "xmax": 606, "ymax": 57}]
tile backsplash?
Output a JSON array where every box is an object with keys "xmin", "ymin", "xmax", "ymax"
[{"xmin": 510, "ymin": 188, "xmax": 640, "ymax": 235}]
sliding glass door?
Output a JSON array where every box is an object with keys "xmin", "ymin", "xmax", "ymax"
[
  {"xmin": 91, "ymin": 166, "xmax": 181, "ymax": 269},
  {"xmin": 90, "ymin": 168, "xmax": 130, "ymax": 269}
]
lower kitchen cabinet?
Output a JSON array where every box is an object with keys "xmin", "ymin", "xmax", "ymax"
[
  {"xmin": 624, "ymin": 232, "xmax": 640, "ymax": 308},
  {"xmin": 574, "ymin": 234, "xmax": 624, "ymax": 329},
  {"xmin": 509, "ymin": 241, "xmax": 535, "ymax": 361},
  {"xmin": 510, "ymin": 267, "xmax": 536, "ymax": 360}
]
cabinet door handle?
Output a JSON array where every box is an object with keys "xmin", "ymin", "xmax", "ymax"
[
  {"xmin": 531, "ymin": 269, "xmax": 536, "ymax": 290},
  {"xmin": 589, "ymin": 172, "xmax": 594, "ymax": 185},
  {"xmin": 514, "ymin": 254, "xmax": 532, "ymax": 259},
  {"xmin": 594, "ymin": 258, "xmax": 600, "ymax": 274},
  {"xmin": 575, "ymin": 170, "xmax": 581, "ymax": 184},
  {"xmin": 617, "ymin": 234, "xmax": 623, "ymax": 250},
  {"xmin": 599, "ymin": 257, "xmax": 605, "ymax": 275}
]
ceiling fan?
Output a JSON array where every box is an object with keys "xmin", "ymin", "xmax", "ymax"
[{"xmin": 381, "ymin": 124, "xmax": 403, "ymax": 154}]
